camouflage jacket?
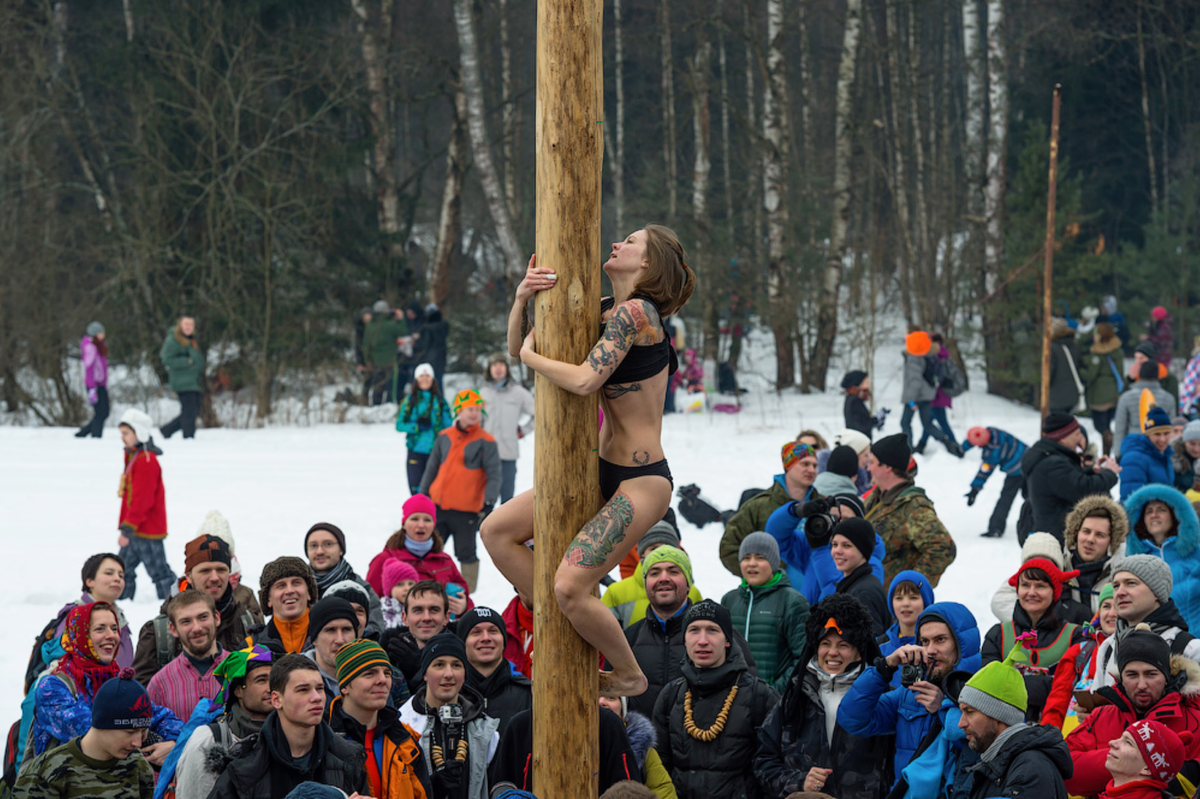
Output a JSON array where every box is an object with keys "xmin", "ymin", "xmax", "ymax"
[
  {"xmin": 719, "ymin": 478, "xmax": 812, "ymax": 576},
  {"xmin": 15, "ymin": 737, "xmax": 154, "ymax": 799},
  {"xmin": 865, "ymin": 481, "xmax": 955, "ymax": 588}
]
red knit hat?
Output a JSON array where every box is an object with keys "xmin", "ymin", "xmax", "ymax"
[
  {"xmin": 1128, "ymin": 719, "xmax": 1190, "ymax": 784},
  {"xmin": 1007, "ymin": 557, "xmax": 1081, "ymax": 603}
]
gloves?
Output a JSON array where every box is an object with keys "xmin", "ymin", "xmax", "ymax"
[
  {"xmin": 478, "ymin": 503, "xmax": 494, "ymax": 524},
  {"xmin": 792, "ymin": 498, "xmax": 830, "ymax": 519},
  {"xmin": 873, "ymin": 407, "xmax": 890, "ymax": 429},
  {"xmin": 965, "ymin": 487, "xmax": 980, "ymax": 507},
  {"xmin": 432, "ymin": 759, "xmax": 467, "ymax": 795},
  {"xmin": 386, "ymin": 631, "xmax": 422, "ymax": 683},
  {"xmin": 88, "ymin": 388, "xmax": 98, "ymax": 405},
  {"xmin": 417, "ymin": 413, "xmax": 432, "ymax": 431},
  {"xmin": 517, "ymin": 426, "xmax": 525, "ymax": 440}
]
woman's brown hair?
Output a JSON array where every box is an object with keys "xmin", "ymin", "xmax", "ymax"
[{"xmin": 632, "ymin": 224, "xmax": 695, "ymax": 317}]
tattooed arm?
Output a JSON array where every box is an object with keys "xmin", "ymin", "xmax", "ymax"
[{"xmin": 520, "ymin": 300, "xmax": 651, "ymax": 396}]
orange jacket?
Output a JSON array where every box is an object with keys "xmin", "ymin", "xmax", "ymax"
[{"xmin": 420, "ymin": 423, "xmax": 501, "ymax": 513}]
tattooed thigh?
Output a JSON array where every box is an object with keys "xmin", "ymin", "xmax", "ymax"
[{"xmin": 563, "ymin": 492, "xmax": 636, "ymax": 569}]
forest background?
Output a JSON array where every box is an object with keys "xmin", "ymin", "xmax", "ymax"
[{"xmin": 2, "ymin": 0, "xmax": 1198, "ymax": 423}]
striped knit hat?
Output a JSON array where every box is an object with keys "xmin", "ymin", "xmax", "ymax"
[{"xmin": 336, "ymin": 639, "xmax": 391, "ymax": 689}]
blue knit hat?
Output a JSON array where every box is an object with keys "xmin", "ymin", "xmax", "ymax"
[
  {"xmin": 1144, "ymin": 406, "xmax": 1172, "ymax": 433},
  {"xmin": 91, "ymin": 669, "xmax": 154, "ymax": 730}
]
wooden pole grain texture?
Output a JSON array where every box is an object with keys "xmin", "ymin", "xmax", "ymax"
[
  {"xmin": 1040, "ymin": 84, "xmax": 1062, "ymax": 421},
  {"xmin": 533, "ymin": 0, "xmax": 602, "ymax": 794}
]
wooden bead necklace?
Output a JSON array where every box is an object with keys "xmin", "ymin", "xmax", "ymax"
[
  {"xmin": 683, "ymin": 684, "xmax": 739, "ymax": 742},
  {"xmin": 431, "ymin": 738, "xmax": 469, "ymax": 768}
]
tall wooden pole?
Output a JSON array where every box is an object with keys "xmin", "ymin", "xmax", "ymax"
[
  {"xmin": 1040, "ymin": 84, "xmax": 1062, "ymax": 420},
  {"xmin": 532, "ymin": 0, "xmax": 602, "ymax": 794}
]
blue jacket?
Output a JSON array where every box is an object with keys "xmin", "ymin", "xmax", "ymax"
[
  {"xmin": 1118, "ymin": 433, "xmax": 1176, "ymax": 500},
  {"xmin": 880, "ymin": 571, "xmax": 936, "ymax": 658},
  {"xmin": 764, "ymin": 502, "xmax": 884, "ymax": 604},
  {"xmin": 154, "ymin": 697, "xmax": 223, "ymax": 799},
  {"xmin": 395, "ymin": 390, "xmax": 454, "ymax": 454},
  {"xmin": 962, "ymin": 427, "xmax": 1027, "ymax": 489},
  {"xmin": 1124, "ymin": 484, "xmax": 1200, "ymax": 630},
  {"xmin": 838, "ymin": 601, "xmax": 981, "ymax": 783},
  {"xmin": 895, "ymin": 703, "xmax": 979, "ymax": 799}
]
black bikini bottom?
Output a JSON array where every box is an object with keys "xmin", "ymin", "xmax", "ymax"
[{"xmin": 599, "ymin": 456, "xmax": 674, "ymax": 502}]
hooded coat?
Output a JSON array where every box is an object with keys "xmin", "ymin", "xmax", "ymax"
[
  {"xmin": 366, "ymin": 546, "xmax": 474, "ymax": 610},
  {"xmin": 901, "ymin": 352, "xmax": 937, "ymax": 404},
  {"xmin": 1123, "ymin": 484, "xmax": 1200, "ymax": 632},
  {"xmin": 1113, "ymin": 380, "xmax": 1178, "ymax": 458},
  {"xmin": 1065, "ymin": 656, "xmax": 1200, "ymax": 796},
  {"xmin": 1170, "ymin": 436, "xmax": 1198, "ymax": 493},
  {"xmin": 653, "ymin": 642, "xmax": 779, "ymax": 799},
  {"xmin": 398, "ymin": 685, "xmax": 499, "ymax": 799},
  {"xmin": 839, "ymin": 601, "xmax": 982, "ymax": 782},
  {"xmin": 763, "ymin": 503, "xmax": 886, "ymax": 606},
  {"xmin": 879, "ymin": 571, "xmax": 936, "ymax": 657},
  {"xmin": 754, "ymin": 593, "xmax": 891, "ymax": 799},
  {"xmin": 962, "ymin": 723, "xmax": 1073, "ymax": 799},
  {"xmin": 1119, "ymin": 434, "xmax": 1176, "ymax": 500},
  {"xmin": 624, "ymin": 711, "xmax": 677, "ymax": 799},
  {"xmin": 203, "ymin": 712, "xmax": 369, "ymax": 799},
  {"xmin": 720, "ymin": 570, "xmax": 810, "ymax": 690},
  {"xmin": 1060, "ymin": 494, "xmax": 1131, "ymax": 613},
  {"xmin": 1021, "ymin": 438, "xmax": 1120, "ymax": 541}
]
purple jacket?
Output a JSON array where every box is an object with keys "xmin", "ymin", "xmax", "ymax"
[
  {"xmin": 81, "ymin": 335, "xmax": 107, "ymax": 389},
  {"xmin": 54, "ymin": 594, "xmax": 135, "ymax": 671}
]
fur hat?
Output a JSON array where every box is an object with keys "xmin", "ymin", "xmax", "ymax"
[
  {"xmin": 258, "ymin": 556, "xmax": 318, "ymax": 616},
  {"xmin": 117, "ymin": 408, "xmax": 156, "ymax": 445},
  {"xmin": 1064, "ymin": 495, "xmax": 1129, "ymax": 557}
]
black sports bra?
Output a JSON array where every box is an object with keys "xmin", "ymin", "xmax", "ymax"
[{"xmin": 599, "ymin": 295, "xmax": 678, "ymax": 386}]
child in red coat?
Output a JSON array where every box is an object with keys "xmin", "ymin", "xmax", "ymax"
[{"xmin": 116, "ymin": 409, "xmax": 176, "ymax": 600}]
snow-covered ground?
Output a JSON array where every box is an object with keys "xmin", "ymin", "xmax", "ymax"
[{"xmin": 0, "ymin": 327, "xmax": 1049, "ymax": 728}]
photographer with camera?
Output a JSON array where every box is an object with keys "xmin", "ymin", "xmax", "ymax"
[
  {"xmin": 838, "ymin": 601, "xmax": 982, "ymax": 785},
  {"xmin": 399, "ymin": 633, "xmax": 499, "ymax": 799}
]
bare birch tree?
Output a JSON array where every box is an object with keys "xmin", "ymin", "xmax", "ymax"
[
  {"xmin": 660, "ymin": 0, "xmax": 678, "ymax": 223},
  {"xmin": 431, "ymin": 89, "xmax": 468, "ymax": 307},
  {"xmin": 763, "ymin": 0, "xmax": 793, "ymax": 387}
]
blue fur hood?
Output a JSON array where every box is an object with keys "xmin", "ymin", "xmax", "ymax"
[
  {"xmin": 1124, "ymin": 483, "xmax": 1200, "ymax": 558},
  {"xmin": 623, "ymin": 711, "xmax": 657, "ymax": 769}
]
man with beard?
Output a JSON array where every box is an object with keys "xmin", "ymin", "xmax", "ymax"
[
  {"xmin": 168, "ymin": 644, "xmax": 277, "ymax": 799},
  {"xmin": 147, "ymin": 589, "xmax": 229, "ymax": 722},
  {"xmin": 302, "ymin": 597, "xmax": 360, "ymax": 704},
  {"xmin": 328, "ymin": 639, "xmax": 432, "ymax": 799},
  {"xmin": 384, "ymin": 580, "xmax": 451, "ymax": 687},
  {"xmin": 623, "ymin": 547, "xmax": 756, "ymax": 718},
  {"xmin": 205, "ymin": 654, "xmax": 369, "ymax": 798},
  {"xmin": 455, "ymin": 607, "xmax": 530, "ymax": 738},
  {"xmin": 132, "ymin": 534, "xmax": 262, "ymax": 685},
  {"xmin": 399, "ymin": 633, "xmax": 499, "ymax": 799},
  {"xmin": 839, "ymin": 601, "xmax": 983, "ymax": 782},
  {"xmin": 1065, "ymin": 629, "xmax": 1200, "ymax": 796},
  {"xmin": 957, "ymin": 643, "xmax": 1073, "ymax": 798}
]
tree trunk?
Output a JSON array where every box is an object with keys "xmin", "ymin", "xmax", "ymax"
[
  {"xmin": 351, "ymin": 0, "xmax": 402, "ymax": 259},
  {"xmin": 691, "ymin": 11, "xmax": 713, "ymax": 365},
  {"xmin": 884, "ymin": 0, "xmax": 917, "ymax": 324},
  {"xmin": 660, "ymin": 0, "xmax": 677, "ymax": 223},
  {"xmin": 982, "ymin": 0, "xmax": 1011, "ymax": 395},
  {"xmin": 431, "ymin": 89, "xmax": 467, "ymax": 307},
  {"xmin": 763, "ymin": 0, "xmax": 793, "ymax": 388},
  {"xmin": 1136, "ymin": 7, "xmax": 1159, "ymax": 217},
  {"xmin": 452, "ymin": 0, "xmax": 523, "ymax": 277},
  {"xmin": 807, "ymin": 0, "xmax": 861, "ymax": 392},
  {"xmin": 500, "ymin": 0, "xmax": 520, "ymax": 225},
  {"xmin": 612, "ymin": 0, "xmax": 626, "ymax": 236},
  {"xmin": 962, "ymin": 0, "xmax": 986, "ymax": 290}
]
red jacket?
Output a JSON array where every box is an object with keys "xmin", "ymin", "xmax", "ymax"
[
  {"xmin": 1044, "ymin": 635, "xmax": 1106, "ymax": 729},
  {"xmin": 1098, "ymin": 778, "xmax": 1172, "ymax": 798},
  {"xmin": 119, "ymin": 447, "xmax": 167, "ymax": 539},
  {"xmin": 1066, "ymin": 659, "xmax": 1200, "ymax": 797},
  {"xmin": 502, "ymin": 594, "xmax": 533, "ymax": 678},
  {"xmin": 365, "ymin": 548, "xmax": 474, "ymax": 609}
]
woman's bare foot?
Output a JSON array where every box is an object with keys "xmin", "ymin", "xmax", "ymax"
[{"xmin": 599, "ymin": 668, "xmax": 648, "ymax": 698}]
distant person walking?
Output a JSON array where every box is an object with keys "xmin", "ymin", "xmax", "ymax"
[
  {"xmin": 420, "ymin": 303, "xmax": 450, "ymax": 388},
  {"xmin": 481, "ymin": 353, "xmax": 534, "ymax": 504},
  {"xmin": 160, "ymin": 316, "xmax": 204, "ymax": 439},
  {"xmin": 75, "ymin": 322, "xmax": 110, "ymax": 438},
  {"xmin": 363, "ymin": 300, "xmax": 408, "ymax": 405}
]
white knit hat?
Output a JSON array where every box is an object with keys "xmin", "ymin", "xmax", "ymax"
[
  {"xmin": 1020, "ymin": 532, "xmax": 1066, "ymax": 570},
  {"xmin": 117, "ymin": 409, "xmax": 156, "ymax": 445},
  {"xmin": 196, "ymin": 511, "xmax": 239, "ymax": 576},
  {"xmin": 833, "ymin": 428, "xmax": 871, "ymax": 455}
]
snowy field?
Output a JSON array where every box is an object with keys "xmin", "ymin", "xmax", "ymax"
[{"xmin": 0, "ymin": 330, "xmax": 1051, "ymax": 728}]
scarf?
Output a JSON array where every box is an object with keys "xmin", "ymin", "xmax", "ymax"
[
  {"xmin": 404, "ymin": 537, "xmax": 434, "ymax": 557},
  {"xmin": 1070, "ymin": 551, "xmax": 1109, "ymax": 600},
  {"xmin": 743, "ymin": 572, "xmax": 784, "ymax": 592},
  {"xmin": 980, "ymin": 722, "xmax": 1028, "ymax": 763},
  {"xmin": 227, "ymin": 702, "xmax": 266, "ymax": 740},
  {"xmin": 313, "ymin": 558, "xmax": 354, "ymax": 594},
  {"xmin": 214, "ymin": 584, "xmax": 235, "ymax": 619},
  {"xmin": 55, "ymin": 602, "xmax": 120, "ymax": 697},
  {"xmin": 274, "ymin": 609, "xmax": 311, "ymax": 654}
]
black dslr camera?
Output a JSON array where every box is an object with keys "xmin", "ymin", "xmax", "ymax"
[{"xmin": 899, "ymin": 662, "xmax": 931, "ymax": 688}]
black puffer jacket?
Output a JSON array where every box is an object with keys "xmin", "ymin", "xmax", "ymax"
[
  {"xmin": 836, "ymin": 564, "xmax": 889, "ymax": 637},
  {"xmin": 465, "ymin": 662, "xmax": 531, "ymax": 739},
  {"xmin": 204, "ymin": 712, "xmax": 368, "ymax": 799},
  {"xmin": 1021, "ymin": 438, "xmax": 1119, "ymax": 541},
  {"xmin": 624, "ymin": 602, "xmax": 757, "ymax": 718},
  {"xmin": 962, "ymin": 723, "xmax": 1072, "ymax": 799},
  {"xmin": 653, "ymin": 645, "xmax": 778, "ymax": 799}
]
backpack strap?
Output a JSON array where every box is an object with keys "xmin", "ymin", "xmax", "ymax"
[{"xmin": 153, "ymin": 614, "xmax": 175, "ymax": 670}]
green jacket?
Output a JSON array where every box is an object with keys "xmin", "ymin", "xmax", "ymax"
[
  {"xmin": 718, "ymin": 478, "xmax": 801, "ymax": 576},
  {"xmin": 720, "ymin": 572, "xmax": 810, "ymax": 691},
  {"xmin": 160, "ymin": 328, "xmax": 205, "ymax": 393},
  {"xmin": 865, "ymin": 481, "xmax": 956, "ymax": 589},
  {"xmin": 15, "ymin": 736, "xmax": 155, "ymax": 799},
  {"xmin": 363, "ymin": 317, "xmax": 408, "ymax": 369},
  {"xmin": 601, "ymin": 561, "xmax": 704, "ymax": 629},
  {"xmin": 1080, "ymin": 338, "xmax": 1125, "ymax": 409}
]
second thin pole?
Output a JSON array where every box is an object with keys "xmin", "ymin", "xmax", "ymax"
[{"xmin": 1040, "ymin": 84, "xmax": 1062, "ymax": 420}]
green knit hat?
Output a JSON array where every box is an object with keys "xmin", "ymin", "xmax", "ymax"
[
  {"xmin": 641, "ymin": 545, "xmax": 693, "ymax": 588},
  {"xmin": 958, "ymin": 634, "xmax": 1030, "ymax": 726},
  {"xmin": 336, "ymin": 639, "xmax": 391, "ymax": 689},
  {"xmin": 1098, "ymin": 583, "xmax": 1115, "ymax": 606}
]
